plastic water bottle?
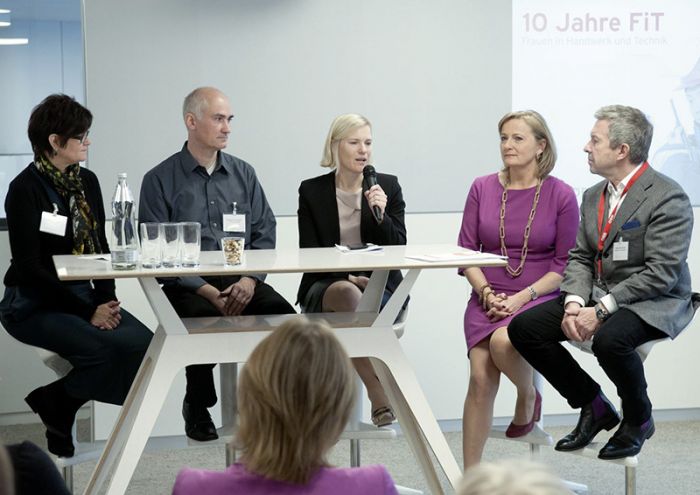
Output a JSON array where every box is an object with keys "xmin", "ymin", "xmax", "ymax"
[{"xmin": 111, "ymin": 173, "xmax": 138, "ymax": 270}]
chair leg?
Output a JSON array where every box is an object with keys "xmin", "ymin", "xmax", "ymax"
[
  {"xmin": 350, "ymin": 439, "xmax": 361, "ymax": 467},
  {"xmin": 62, "ymin": 465, "xmax": 73, "ymax": 493},
  {"xmin": 225, "ymin": 443, "xmax": 237, "ymax": 467},
  {"xmin": 625, "ymin": 466, "xmax": 636, "ymax": 495}
]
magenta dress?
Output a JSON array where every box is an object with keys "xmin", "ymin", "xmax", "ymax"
[
  {"xmin": 172, "ymin": 463, "xmax": 399, "ymax": 495},
  {"xmin": 458, "ymin": 173, "xmax": 579, "ymax": 351}
]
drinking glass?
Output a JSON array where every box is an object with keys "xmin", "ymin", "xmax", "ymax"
[
  {"xmin": 181, "ymin": 222, "xmax": 201, "ymax": 267},
  {"xmin": 139, "ymin": 222, "xmax": 163, "ymax": 268},
  {"xmin": 161, "ymin": 222, "xmax": 183, "ymax": 268}
]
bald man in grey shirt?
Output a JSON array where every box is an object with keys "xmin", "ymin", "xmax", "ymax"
[{"xmin": 139, "ymin": 87, "xmax": 295, "ymax": 441}]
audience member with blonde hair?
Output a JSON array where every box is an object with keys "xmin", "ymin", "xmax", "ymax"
[
  {"xmin": 458, "ymin": 459, "xmax": 572, "ymax": 495},
  {"xmin": 172, "ymin": 318, "xmax": 398, "ymax": 494}
]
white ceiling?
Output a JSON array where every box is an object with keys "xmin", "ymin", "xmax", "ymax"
[{"xmin": 0, "ymin": 0, "xmax": 81, "ymax": 22}]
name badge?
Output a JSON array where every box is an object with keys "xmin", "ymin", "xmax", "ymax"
[
  {"xmin": 613, "ymin": 238, "xmax": 629, "ymax": 262},
  {"xmin": 591, "ymin": 284, "xmax": 607, "ymax": 304},
  {"xmin": 40, "ymin": 209, "xmax": 67, "ymax": 236},
  {"xmin": 223, "ymin": 213, "xmax": 246, "ymax": 233}
]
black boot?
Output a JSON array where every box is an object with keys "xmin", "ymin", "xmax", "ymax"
[{"xmin": 25, "ymin": 380, "xmax": 86, "ymax": 457}]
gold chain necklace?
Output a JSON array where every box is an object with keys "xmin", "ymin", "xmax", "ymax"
[{"xmin": 499, "ymin": 179, "xmax": 542, "ymax": 278}]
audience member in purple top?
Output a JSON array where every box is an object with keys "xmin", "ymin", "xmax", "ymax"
[
  {"xmin": 457, "ymin": 110, "xmax": 579, "ymax": 467},
  {"xmin": 172, "ymin": 318, "xmax": 398, "ymax": 495}
]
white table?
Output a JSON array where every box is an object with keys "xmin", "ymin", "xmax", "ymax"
[{"xmin": 54, "ymin": 244, "xmax": 505, "ymax": 495}]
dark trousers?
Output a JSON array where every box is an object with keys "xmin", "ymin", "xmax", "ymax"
[
  {"xmin": 1, "ymin": 286, "xmax": 152, "ymax": 405},
  {"xmin": 163, "ymin": 276, "xmax": 295, "ymax": 408},
  {"xmin": 508, "ymin": 298, "xmax": 666, "ymax": 424}
]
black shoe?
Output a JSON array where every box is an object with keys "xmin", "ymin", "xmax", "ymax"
[
  {"xmin": 25, "ymin": 386, "xmax": 75, "ymax": 458},
  {"xmin": 555, "ymin": 393, "xmax": 621, "ymax": 452},
  {"xmin": 182, "ymin": 400, "xmax": 218, "ymax": 441},
  {"xmin": 598, "ymin": 417, "xmax": 655, "ymax": 459}
]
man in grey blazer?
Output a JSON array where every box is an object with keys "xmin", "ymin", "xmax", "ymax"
[{"xmin": 508, "ymin": 105, "xmax": 695, "ymax": 459}]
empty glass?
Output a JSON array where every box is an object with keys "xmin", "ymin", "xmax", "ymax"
[
  {"xmin": 222, "ymin": 236, "xmax": 244, "ymax": 266},
  {"xmin": 161, "ymin": 222, "xmax": 183, "ymax": 268},
  {"xmin": 139, "ymin": 222, "xmax": 163, "ymax": 268},
  {"xmin": 181, "ymin": 222, "xmax": 201, "ymax": 267}
]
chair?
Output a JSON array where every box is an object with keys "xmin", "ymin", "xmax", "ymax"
[
  {"xmin": 563, "ymin": 295, "xmax": 700, "ymax": 495},
  {"xmin": 488, "ymin": 371, "xmax": 553, "ymax": 453},
  {"xmin": 28, "ymin": 347, "xmax": 100, "ymax": 493}
]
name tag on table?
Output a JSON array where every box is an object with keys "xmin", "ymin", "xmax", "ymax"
[
  {"xmin": 223, "ymin": 214, "xmax": 246, "ymax": 233},
  {"xmin": 613, "ymin": 238, "xmax": 629, "ymax": 261},
  {"xmin": 40, "ymin": 211, "xmax": 67, "ymax": 236}
]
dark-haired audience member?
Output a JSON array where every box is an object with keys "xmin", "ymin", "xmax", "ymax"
[
  {"xmin": 0, "ymin": 94, "xmax": 152, "ymax": 458},
  {"xmin": 2, "ymin": 440, "xmax": 71, "ymax": 495},
  {"xmin": 173, "ymin": 318, "xmax": 399, "ymax": 495}
]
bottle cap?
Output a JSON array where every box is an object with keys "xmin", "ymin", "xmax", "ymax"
[{"xmin": 118, "ymin": 172, "xmax": 127, "ymax": 179}]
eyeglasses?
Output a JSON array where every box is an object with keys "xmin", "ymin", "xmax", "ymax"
[{"xmin": 71, "ymin": 130, "xmax": 90, "ymax": 144}]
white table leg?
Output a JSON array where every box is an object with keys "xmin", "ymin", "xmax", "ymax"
[
  {"xmin": 83, "ymin": 328, "xmax": 176, "ymax": 494},
  {"xmin": 371, "ymin": 348, "xmax": 462, "ymax": 492},
  {"xmin": 338, "ymin": 324, "xmax": 462, "ymax": 494}
]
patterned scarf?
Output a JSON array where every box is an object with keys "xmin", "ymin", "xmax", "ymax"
[{"xmin": 36, "ymin": 155, "xmax": 103, "ymax": 254}]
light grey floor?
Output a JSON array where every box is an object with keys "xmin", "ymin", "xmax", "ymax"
[{"xmin": 2, "ymin": 419, "xmax": 699, "ymax": 494}]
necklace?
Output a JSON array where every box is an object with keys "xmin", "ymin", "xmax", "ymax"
[{"xmin": 499, "ymin": 179, "xmax": 542, "ymax": 278}]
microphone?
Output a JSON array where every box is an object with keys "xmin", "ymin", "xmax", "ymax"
[{"xmin": 362, "ymin": 165, "xmax": 383, "ymax": 224}]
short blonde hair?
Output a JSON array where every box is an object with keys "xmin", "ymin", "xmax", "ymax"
[
  {"xmin": 458, "ymin": 460, "xmax": 571, "ymax": 495},
  {"xmin": 236, "ymin": 318, "xmax": 356, "ymax": 484},
  {"xmin": 498, "ymin": 110, "xmax": 557, "ymax": 179},
  {"xmin": 321, "ymin": 113, "xmax": 372, "ymax": 168}
]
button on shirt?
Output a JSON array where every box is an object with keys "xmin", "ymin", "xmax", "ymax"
[
  {"xmin": 564, "ymin": 162, "xmax": 644, "ymax": 314},
  {"xmin": 139, "ymin": 142, "xmax": 277, "ymax": 291}
]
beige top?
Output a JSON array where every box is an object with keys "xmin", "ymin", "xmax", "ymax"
[{"xmin": 336, "ymin": 188, "xmax": 362, "ymax": 246}]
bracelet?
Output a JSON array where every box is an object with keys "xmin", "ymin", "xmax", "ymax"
[
  {"xmin": 478, "ymin": 284, "xmax": 492, "ymax": 303},
  {"xmin": 527, "ymin": 285, "xmax": 538, "ymax": 301}
]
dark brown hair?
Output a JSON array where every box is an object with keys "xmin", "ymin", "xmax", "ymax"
[{"xmin": 27, "ymin": 94, "xmax": 92, "ymax": 160}]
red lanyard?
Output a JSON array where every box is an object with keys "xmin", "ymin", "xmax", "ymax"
[{"xmin": 595, "ymin": 161, "xmax": 648, "ymax": 279}]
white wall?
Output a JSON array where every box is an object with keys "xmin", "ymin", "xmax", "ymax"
[{"xmin": 83, "ymin": 0, "xmax": 511, "ymax": 216}]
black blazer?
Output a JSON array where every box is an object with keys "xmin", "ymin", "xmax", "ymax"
[
  {"xmin": 3, "ymin": 164, "xmax": 115, "ymax": 321},
  {"xmin": 297, "ymin": 170, "xmax": 407, "ymax": 305}
]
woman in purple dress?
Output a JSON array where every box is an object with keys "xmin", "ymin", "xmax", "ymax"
[{"xmin": 458, "ymin": 110, "xmax": 579, "ymax": 467}]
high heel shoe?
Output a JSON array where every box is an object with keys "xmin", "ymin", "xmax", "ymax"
[
  {"xmin": 25, "ymin": 386, "xmax": 76, "ymax": 457},
  {"xmin": 505, "ymin": 390, "xmax": 542, "ymax": 438},
  {"xmin": 371, "ymin": 406, "xmax": 396, "ymax": 427}
]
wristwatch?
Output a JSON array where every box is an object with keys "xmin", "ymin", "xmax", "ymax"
[
  {"xmin": 595, "ymin": 303, "xmax": 610, "ymax": 322},
  {"xmin": 527, "ymin": 285, "xmax": 538, "ymax": 301}
]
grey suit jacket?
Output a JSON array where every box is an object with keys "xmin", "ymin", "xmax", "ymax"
[{"xmin": 561, "ymin": 166, "xmax": 694, "ymax": 337}]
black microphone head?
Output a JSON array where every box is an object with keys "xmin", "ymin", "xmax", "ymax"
[{"xmin": 362, "ymin": 165, "xmax": 376, "ymax": 177}]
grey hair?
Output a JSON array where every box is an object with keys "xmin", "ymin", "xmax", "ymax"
[
  {"xmin": 458, "ymin": 459, "xmax": 570, "ymax": 495},
  {"xmin": 594, "ymin": 105, "xmax": 653, "ymax": 164},
  {"xmin": 182, "ymin": 87, "xmax": 221, "ymax": 121}
]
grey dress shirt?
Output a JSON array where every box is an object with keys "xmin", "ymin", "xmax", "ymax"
[{"xmin": 139, "ymin": 143, "xmax": 276, "ymax": 291}]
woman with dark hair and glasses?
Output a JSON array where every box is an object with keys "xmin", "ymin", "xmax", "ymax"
[{"xmin": 0, "ymin": 94, "xmax": 152, "ymax": 458}]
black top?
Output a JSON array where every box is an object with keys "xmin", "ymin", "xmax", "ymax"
[
  {"xmin": 297, "ymin": 170, "xmax": 407, "ymax": 304},
  {"xmin": 3, "ymin": 164, "xmax": 115, "ymax": 321}
]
